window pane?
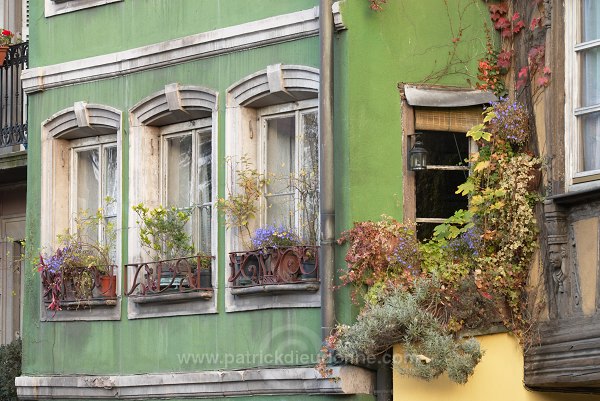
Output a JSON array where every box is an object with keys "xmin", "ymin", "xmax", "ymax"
[
  {"xmin": 196, "ymin": 131, "xmax": 212, "ymax": 254},
  {"xmin": 266, "ymin": 116, "xmax": 295, "ymax": 229},
  {"xmin": 266, "ymin": 193, "xmax": 295, "ymax": 228},
  {"xmin": 76, "ymin": 148, "xmax": 100, "ymax": 214},
  {"xmin": 266, "ymin": 116, "xmax": 295, "ymax": 195},
  {"xmin": 104, "ymin": 145, "xmax": 118, "ymax": 216},
  {"xmin": 300, "ymin": 111, "xmax": 319, "ymax": 244},
  {"xmin": 415, "ymin": 170, "xmax": 468, "ymax": 219},
  {"xmin": 166, "ymin": 134, "xmax": 193, "ymax": 208},
  {"xmin": 301, "ymin": 111, "xmax": 319, "ymax": 174},
  {"xmin": 581, "ymin": 111, "xmax": 600, "ymax": 171},
  {"xmin": 420, "ymin": 131, "xmax": 469, "ymax": 166},
  {"xmin": 197, "ymin": 205, "xmax": 211, "ymax": 254},
  {"xmin": 582, "ymin": 47, "xmax": 600, "ymax": 107},
  {"xmin": 197, "ymin": 132, "xmax": 212, "ymax": 205},
  {"xmin": 583, "ymin": 0, "xmax": 600, "ymax": 42},
  {"xmin": 76, "ymin": 148, "xmax": 100, "ymax": 243}
]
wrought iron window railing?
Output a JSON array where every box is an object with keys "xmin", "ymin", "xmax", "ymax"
[
  {"xmin": 0, "ymin": 42, "xmax": 28, "ymax": 149},
  {"xmin": 41, "ymin": 264, "xmax": 118, "ymax": 311},
  {"xmin": 228, "ymin": 246, "xmax": 319, "ymax": 288},
  {"xmin": 125, "ymin": 255, "xmax": 213, "ymax": 299}
]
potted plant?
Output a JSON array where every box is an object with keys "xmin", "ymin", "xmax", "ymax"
[
  {"xmin": 132, "ymin": 203, "xmax": 211, "ymax": 293},
  {"xmin": 216, "ymin": 156, "xmax": 267, "ymax": 250},
  {"xmin": 38, "ymin": 202, "xmax": 118, "ymax": 311},
  {"xmin": 0, "ymin": 29, "xmax": 15, "ymax": 66}
]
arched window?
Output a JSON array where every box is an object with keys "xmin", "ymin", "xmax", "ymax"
[
  {"xmin": 128, "ymin": 83, "xmax": 218, "ymax": 319},
  {"xmin": 225, "ymin": 64, "xmax": 321, "ymax": 311},
  {"xmin": 41, "ymin": 102, "xmax": 122, "ymax": 321}
]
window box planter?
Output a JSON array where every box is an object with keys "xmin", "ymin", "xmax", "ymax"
[
  {"xmin": 41, "ymin": 265, "xmax": 118, "ymax": 311},
  {"xmin": 125, "ymin": 255, "xmax": 213, "ymax": 304},
  {"xmin": 228, "ymin": 246, "xmax": 319, "ymax": 295}
]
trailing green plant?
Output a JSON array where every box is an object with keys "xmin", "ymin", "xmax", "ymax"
[
  {"xmin": 331, "ymin": 279, "xmax": 483, "ymax": 384},
  {"xmin": 322, "ymin": 99, "xmax": 541, "ymax": 383},
  {"xmin": 216, "ymin": 156, "xmax": 267, "ymax": 249},
  {"xmin": 132, "ymin": 203, "xmax": 195, "ymax": 261},
  {"xmin": 0, "ymin": 338, "xmax": 21, "ymax": 401}
]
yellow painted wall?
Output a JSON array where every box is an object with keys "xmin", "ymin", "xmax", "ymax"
[{"xmin": 394, "ymin": 333, "xmax": 600, "ymax": 401}]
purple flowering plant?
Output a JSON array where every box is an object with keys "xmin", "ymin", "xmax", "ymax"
[
  {"xmin": 251, "ymin": 226, "xmax": 301, "ymax": 250},
  {"xmin": 487, "ymin": 98, "xmax": 530, "ymax": 146}
]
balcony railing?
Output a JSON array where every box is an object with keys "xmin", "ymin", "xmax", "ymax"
[
  {"xmin": 228, "ymin": 246, "xmax": 319, "ymax": 290},
  {"xmin": 0, "ymin": 42, "xmax": 28, "ymax": 149},
  {"xmin": 125, "ymin": 255, "xmax": 213, "ymax": 303},
  {"xmin": 40, "ymin": 264, "xmax": 118, "ymax": 311}
]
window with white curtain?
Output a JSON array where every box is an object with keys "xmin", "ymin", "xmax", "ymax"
[
  {"xmin": 70, "ymin": 135, "xmax": 118, "ymax": 258},
  {"xmin": 161, "ymin": 121, "xmax": 213, "ymax": 254},
  {"xmin": 567, "ymin": 0, "xmax": 600, "ymax": 187},
  {"xmin": 259, "ymin": 100, "xmax": 319, "ymax": 244}
]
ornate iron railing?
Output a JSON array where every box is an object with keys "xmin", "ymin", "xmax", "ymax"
[
  {"xmin": 0, "ymin": 42, "xmax": 28, "ymax": 149},
  {"xmin": 228, "ymin": 246, "xmax": 319, "ymax": 288},
  {"xmin": 125, "ymin": 255, "xmax": 213, "ymax": 297},
  {"xmin": 41, "ymin": 264, "xmax": 118, "ymax": 311}
]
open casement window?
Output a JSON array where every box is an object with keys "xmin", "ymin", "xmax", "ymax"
[
  {"xmin": 40, "ymin": 102, "xmax": 122, "ymax": 321},
  {"xmin": 566, "ymin": 0, "xmax": 600, "ymax": 189},
  {"xmin": 225, "ymin": 64, "xmax": 320, "ymax": 312},
  {"xmin": 413, "ymin": 130, "xmax": 472, "ymax": 240},
  {"xmin": 259, "ymin": 102, "xmax": 319, "ymax": 245},
  {"xmin": 128, "ymin": 84, "xmax": 217, "ymax": 319},
  {"xmin": 161, "ymin": 121, "xmax": 212, "ymax": 254},
  {"xmin": 401, "ymin": 85, "xmax": 495, "ymax": 239}
]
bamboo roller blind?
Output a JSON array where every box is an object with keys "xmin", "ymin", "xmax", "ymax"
[{"xmin": 414, "ymin": 107, "xmax": 483, "ymax": 132}]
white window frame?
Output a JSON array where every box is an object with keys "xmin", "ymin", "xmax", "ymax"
[
  {"xmin": 257, "ymin": 100, "xmax": 319, "ymax": 243},
  {"xmin": 45, "ymin": 0, "xmax": 122, "ymax": 17},
  {"xmin": 159, "ymin": 119, "xmax": 214, "ymax": 256},
  {"xmin": 565, "ymin": 0, "xmax": 600, "ymax": 191}
]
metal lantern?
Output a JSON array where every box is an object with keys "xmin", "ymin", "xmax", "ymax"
[{"xmin": 408, "ymin": 134, "xmax": 428, "ymax": 171}]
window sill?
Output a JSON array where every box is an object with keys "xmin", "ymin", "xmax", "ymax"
[
  {"xmin": 551, "ymin": 186, "xmax": 600, "ymax": 206},
  {"xmin": 46, "ymin": 298, "xmax": 118, "ymax": 310},
  {"xmin": 45, "ymin": 0, "xmax": 123, "ymax": 17},
  {"xmin": 125, "ymin": 256, "xmax": 217, "ymax": 319},
  {"xmin": 130, "ymin": 290, "xmax": 213, "ymax": 305},
  {"xmin": 231, "ymin": 282, "xmax": 320, "ymax": 296}
]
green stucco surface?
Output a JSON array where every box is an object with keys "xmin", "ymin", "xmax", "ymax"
[
  {"xmin": 334, "ymin": 0, "xmax": 489, "ymax": 226},
  {"xmin": 29, "ymin": 0, "xmax": 318, "ymax": 67},
  {"xmin": 24, "ymin": 33, "xmax": 322, "ymax": 375}
]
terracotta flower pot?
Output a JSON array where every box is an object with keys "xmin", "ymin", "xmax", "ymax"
[
  {"xmin": 0, "ymin": 45, "xmax": 8, "ymax": 67},
  {"xmin": 99, "ymin": 275, "xmax": 117, "ymax": 298}
]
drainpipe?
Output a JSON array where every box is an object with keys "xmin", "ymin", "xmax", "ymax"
[{"xmin": 319, "ymin": 0, "xmax": 335, "ymax": 341}]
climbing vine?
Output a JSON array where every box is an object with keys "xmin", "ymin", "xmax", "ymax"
[
  {"xmin": 367, "ymin": 0, "xmax": 552, "ymax": 97},
  {"xmin": 318, "ymin": 99, "xmax": 542, "ymax": 383}
]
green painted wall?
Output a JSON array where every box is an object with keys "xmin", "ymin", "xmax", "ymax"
[
  {"xmin": 29, "ymin": 0, "xmax": 318, "ymax": 66},
  {"xmin": 24, "ymin": 35, "xmax": 326, "ymax": 375},
  {"xmin": 333, "ymin": 0, "xmax": 489, "ymax": 227},
  {"xmin": 330, "ymin": 0, "xmax": 490, "ymax": 326}
]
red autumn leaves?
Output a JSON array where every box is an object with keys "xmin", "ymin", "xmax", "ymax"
[{"xmin": 482, "ymin": 1, "xmax": 551, "ymax": 92}]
